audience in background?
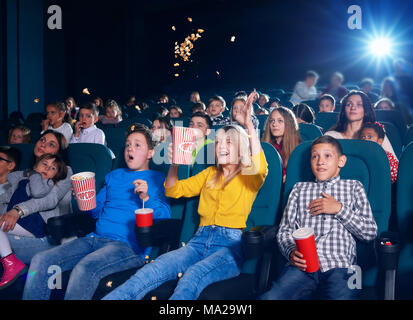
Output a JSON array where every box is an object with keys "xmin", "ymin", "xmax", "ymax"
[
  {"xmin": 206, "ymin": 95, "xmax": 228, "ymax": 126},
  {"xmin": 262, "ymin": 107, "xmax": 301, "ymax": 181},
  {"xmin": 191, "ymin": 102, "xmax": 207, "ymax": 114},
  {"xmin": 360, "ymin": 78, "xmax": 379, "ymax": 103},
  {"xmin": 169, "ymin": 106, "xmax": 183, "ymax": 119},
  {"xmin": 374, "ymin": 98, "xmax": 395, "ymax": 111},
  {"xmin": 325, "ymin": 91, "xmax": 397, "ymax": 159},
  {"xmin": 258, "ymin": 93, "xmax": 270, "ymax": 108},
  {"xmin": 380, "ymin": 77, "xmax": 399, "ymax": 104},
  {"xmin": 360, "ymin": 122, "xmax": 398, "ymax": 184},
  {"xmin": 65, "ymin": 97, "xmax": 79, "ymax": 120},
  {"xmin": 321, "ymin": 72, "xmax": 348, "ymax": 102},
  {"xmin": 99, "ymin": 99, "xmax": 123, "ymax": 125},
  {"xmin": 292, "ymin": 103, "xmax": 316, "ymax": 124},
  {"xmin": 151, "ymin": 116, "xmax": 173, "ymax": 145},
  {"xmin": 189, "ymin": 91, "xmax": 201, "ymax": 104},
  {"xmin": 8, "ymin": 126, "xmax": 31, "ymax": 144},
  {"xmin": 290, "ymin": 70, "xmax": 319, "ymax": 105},
  {"xmin": 318, "ymin": 94, "xmax": 336, "ymax": 113},
  {"xmin": 41, "ymin": 102, "xmax": 73, "ymax": 143}
]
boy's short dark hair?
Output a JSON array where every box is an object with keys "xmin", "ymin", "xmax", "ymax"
[
  {"xmin": 192, "ymin": 102, "xmax": 206, "ymax": 113},
  {"xmin": 126, "ymin": 123, "xmax": 156, "ymax": 150},
  {"xmin": 311, "ymin": 135, "xmax": 343, "ymax": 156},
  {"xmin": 191, "ymin": 112, "xmax": 212, "ymax": 129},
  {"xmin": 360, "ymin": 78, "xmax": 374, "ymax": 87},
  {"xmin": 319, "ymin": 94, "xmax": 336, "ymax": 106},
  {"xmin": 0, "ymin": 146, "xmax": 21, "ymax": 171},
  {"xmin": 361, "ymin": 122, "xmax": 386, "ymax": 140},
  {"xmin": 208, "ymin": 95, "xmax": 226, "ymax": 109},
  {"xmin": 79, "ymin": 102, "xmax": 99, "ymax": 117}
]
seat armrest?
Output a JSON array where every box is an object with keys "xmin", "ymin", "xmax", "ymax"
[
  {"xmin": 46, "ymin": 214, "xmax": 96, "ymax": 245},
  {"xmin": 242, "ymin": 225, "xmax": 277, "ymax": 259},
  {"xmin": 376, "ymin": 231, "xmax": 401, "ymax": 271},
  {"xmin": 135, "ymin": 219, "xmax": 182, "ymax": 248}
]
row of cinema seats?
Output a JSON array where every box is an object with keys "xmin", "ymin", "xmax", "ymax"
[{"xmin": 2, "ymin": 136, "xmax": 413, "ymax": 300}]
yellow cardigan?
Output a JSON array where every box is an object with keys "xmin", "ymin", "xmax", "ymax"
[{"xmin": 165, "ymin": 150, "xmax": 268, "ymax": 229}]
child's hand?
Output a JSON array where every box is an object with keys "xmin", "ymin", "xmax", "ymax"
[
  {"xmin": 133, "ymin": 179, "xmax": 149, "ymax": 201},
  {"xmin": 290, "ymin": 249, "xmax": 307, "ymax": 272},
  {"xmin": 41, "ymin": 119, "xmax": 50, "ymax": 131},
  {"xmin": 233, "ymin": 91, "xmax": 258, "ymax": 129},
  {"xmin": 307, "ymin": 192, "xmax": 343, "ymax": 216},
  {"xmin": 74, "ymin": 121, "xmax": 84, "ymax": 136}
]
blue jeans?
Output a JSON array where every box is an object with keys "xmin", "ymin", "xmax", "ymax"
[
  {"xmin": 7, "ymin": 234, "xmax": 55, "ymax": 265},
  {"xmin": 103, "ymin": 225, "xmax": 244, "ymax": 300},
  {"xmin": 22, "ymin": 236, "xmax": 145, "ymax": 300},
  {"xmin": 259, "ymin": 265, "xmax": 358, "ymax": 300}
]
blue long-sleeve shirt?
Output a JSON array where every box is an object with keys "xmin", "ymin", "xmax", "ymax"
[{"xmin": 87, "ymin": 168, "xmax": 171, "ymax": 257}]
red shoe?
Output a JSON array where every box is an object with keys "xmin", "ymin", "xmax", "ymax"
[{"xmin": 0, "ymin": 253, "xmax": 28, "ymax": 290}]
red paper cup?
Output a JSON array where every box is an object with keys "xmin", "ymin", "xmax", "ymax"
[
  {"xmin": 293, "ymin": 227, "xmax": 320, "ymax": 273},
  {"xmin": 172, "ymin": 127, "xmax": 196, "ymax": 165},
  {"xmin": 135, "ymin": 208, "xmax": 153, "ymax": 227},
  {"xmin": 71, "ymin": 172, "xmax": 97, "ymax": 211}
]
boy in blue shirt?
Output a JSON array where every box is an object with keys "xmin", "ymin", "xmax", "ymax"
[{"xmin": 23, "ymin": 124, "xmax": 171, "ymax": 300}]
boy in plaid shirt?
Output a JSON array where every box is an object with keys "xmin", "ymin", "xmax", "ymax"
[{"xmin": 260, "ymin": 135, "xmax": 377, "ymax": 300}]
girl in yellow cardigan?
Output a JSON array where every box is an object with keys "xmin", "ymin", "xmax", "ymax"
[{"xmin": 103, "ymin": 92, "xmax": 268, "ymax": 300}]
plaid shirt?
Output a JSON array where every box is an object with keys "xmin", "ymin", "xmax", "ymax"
[{"xmin": 277, "ymin": 176, "xmax": 378, "ymax": 272}]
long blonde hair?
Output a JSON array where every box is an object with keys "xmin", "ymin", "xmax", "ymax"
[
  {"xmin": 207, "ymin": 125, "xmax": 251, "ymax": 189},
  {"xmin": 262, "ymin": 107, "xmax": 301, "ymax": 168}
]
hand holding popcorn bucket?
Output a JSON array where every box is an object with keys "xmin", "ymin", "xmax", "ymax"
[
  {"xmin": 172, "ymin": 127, "xmax": 196, "ymax": 165},
  {"xmin": 71, "ymin": 172, "xmax": 97, "ymax": 211}
]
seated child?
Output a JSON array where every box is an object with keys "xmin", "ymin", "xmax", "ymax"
[
  {"xmin": 23, "ymin": 124, "xmax": 171, "ymax": 300},
  {"xmin": 70, "ymin": 103, "xmax": 106, "ymax": 145},
  {"xmin": 41, "ymin": 102, "xmax": 73, "ymax": 143},
  {"xmin": 374, "ymin": 98, "xmax": 395, "ymax": 111},
  {"xmin": 102, "ymin": 92, "xmax": 268, "ymax": 300},
  {"xmin": 206, "ymin": 95, "xmax": 228, "ymax": 126},
  {"xmin": 191, "ymin": 102, "xmax": 207, "ymax": 114},
  {"xmin": 318, "ymin": 94, "xmax": 336, "ymax": 113},
  {"xmin": 360, "ymin": 122, "xmax": 398, "ymax": 184},
  {"xmin": 189, "ymin": 112, "xmax": 213, "ymax": 163},
  {"xmin": 0, "ymin": 153, "xmax": 67, "ymax": 288},
  {"xmin": 169, "ymin": 106, "xmax": 183, "ymax": 119},
  {"xmin": 8, "ymin": 126, "xmax": 31, "ymax": 144},
  {"xmin": 259, "ymin": 135, "xmax": 377, "ymax": 300},
  {"xmin": 151, "ymin": 116, "xmax": 173, "ymax": 145},
  {"xmin": 98, "ymin": 99, "xmax": 123, "ymax": 125}
]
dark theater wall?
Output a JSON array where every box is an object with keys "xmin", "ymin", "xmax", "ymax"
[{"xmin": 1, "ymin": 0, "xmax": 45, "ymax": 119}]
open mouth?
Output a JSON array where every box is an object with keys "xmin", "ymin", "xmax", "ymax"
[{"xmin": 127, "ymin": 154, "xmax": 134, "ymax": 161}]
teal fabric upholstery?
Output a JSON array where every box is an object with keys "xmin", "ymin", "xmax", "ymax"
[
  {"xmin": 315, "ymin": 112, "xmax": 339, "ymax": 132},
  {"xmin": 298, "ymin": 123, "xmax": 322, "ymax": 141}
]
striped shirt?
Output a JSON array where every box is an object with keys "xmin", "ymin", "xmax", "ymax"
[{"xmin": 277, "ymin": 175, "xmax": 377, "ymax": 272}]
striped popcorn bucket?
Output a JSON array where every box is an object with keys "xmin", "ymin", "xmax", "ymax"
[
  {"xmin": 172, "ymin": 127, "xmax": 196, "ymax": 165},
  {"xmin": 71, "ymin": 172, "xmax": 97, "ymax": 211}
]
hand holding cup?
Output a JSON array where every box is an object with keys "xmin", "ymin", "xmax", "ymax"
[{"xmin": 133, "ymin": 179, "xmax": 149, "ymax": 201}]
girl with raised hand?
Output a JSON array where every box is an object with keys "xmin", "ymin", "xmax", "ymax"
[{"xmin": 103, "ymin": 91, "xmax": 268, "ymax": 300}]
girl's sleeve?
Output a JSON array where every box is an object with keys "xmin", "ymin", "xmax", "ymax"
[
  {"xmin": 382, "ymin": 135, "xmax": 398, "ymax": 160},
  {"xmin": 241, "ymin": 149, "xmax": 268, "ymax": 192},
  {"xmin": 16, "ymin": 166, "xmax": 73, "ymax": 216},
  {"xmin": 28, "ymin": 172, "xmax": 54, "ymax": 198},
  {"xmin": 165, "ymin": 167, "xmax": 211, "ymax": 199}
]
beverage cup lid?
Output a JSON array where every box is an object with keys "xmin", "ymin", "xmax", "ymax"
[
  {"xmin": 135, "ymin": 208, "xmax": 153, "ymax": 215},
  {"xmin": 292, "ymin": 227, "xmax": 314, "ymax": 240}
]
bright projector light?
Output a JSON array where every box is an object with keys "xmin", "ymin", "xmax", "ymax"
[{"xmin": 369, "ymin": 37, "xmax": 392, "ymax": 57}]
